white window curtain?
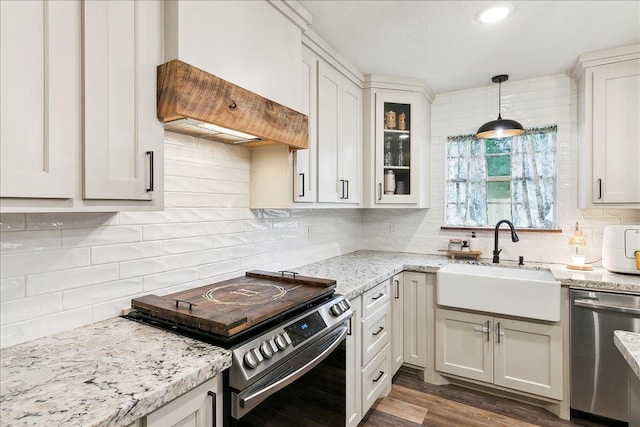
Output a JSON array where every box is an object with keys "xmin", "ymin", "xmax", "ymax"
[
  {"xmin": 446, "ymin": 125, "xmax": 557, "ymax": 228},
  {"xmin": 511, "ymin": 127, "xmax": 557, "ymax": 228},
  {"xmin": 446, "ymin": 135, "xmax": 488, "ymax": 226}
]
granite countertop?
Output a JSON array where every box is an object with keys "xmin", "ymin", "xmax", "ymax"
[
  {"xmin": 2, "ymin": 250, "xmax": 639, "ymax": 427},
  {"xmin": 0, "ymin": 317, "xmax": 231, "ymax": 427},
  {"xmin": 614, "ymin": 330, "xmax": 640, "ymax": 380},
  {"xmin": 290, "ymin": 250, "xmax": 640, "ymax": 299}
]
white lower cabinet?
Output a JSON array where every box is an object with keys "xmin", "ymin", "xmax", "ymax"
[
  {"xmin": 143, "ymin": 376, "xmax": 223, "ymax": 427},
  {"xmin": 360, "ymin": 282, "xmax": 392, "ymax": 415},
  {"xmin": 402, "ymin": 272, "xmax": 429, "ymax": 368},
  {"xmin": 390, "ymin": 274, "xmax": 404, "ymax": 373},
  {"xmin": 435, "ymin": 308, "xmax": 563, "ymax": 400},
  {"xmin": 362, "ymin": 343, "xmax": 391, "ymax": 413},
  {"xmin": 346, "ymin": 295, "xmax": 362, "ymax": 427}
]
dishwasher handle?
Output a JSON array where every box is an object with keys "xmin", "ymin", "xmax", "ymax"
[{"xmin": 573, "ymin": 299, "xmax": 640, "ymax": 315}]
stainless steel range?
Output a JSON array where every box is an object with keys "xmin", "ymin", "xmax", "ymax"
[{"xmin": 126, "ymin": 270, "xmax": 353, "ymax": 426}]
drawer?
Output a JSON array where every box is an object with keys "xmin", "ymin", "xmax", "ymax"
[
  {"xmin": 362, "ymin": 343, "xmax": 391, "ymax": 415},
  {"xmin": 362, "ymin": 280, "xmax": 390, "ymax": 316},
  {"xmin": 361, "ymin": 302, "xmax": 391, "ymax": 366}
]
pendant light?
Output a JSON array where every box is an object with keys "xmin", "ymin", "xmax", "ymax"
[{"xmin": 476, "ymin": 74, "xmax": 524, "ymax": 139}]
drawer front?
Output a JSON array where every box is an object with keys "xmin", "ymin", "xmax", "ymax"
[
  {"xmin": 362, "ymin": 280, "xmax": 390, "ymax": 316},
  {"xmin": 362, "ymin": 343, "xmax": 391, "ymax": 415},
  {"xmin": 362, "ymin": 302, "xmax": 391, "ymax": 366}
]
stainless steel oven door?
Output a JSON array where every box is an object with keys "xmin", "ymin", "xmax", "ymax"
[{"xmin": 230, "ymin": 323, "xmax": 347, "ymax": 426}]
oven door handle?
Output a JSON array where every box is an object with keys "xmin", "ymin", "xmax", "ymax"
[{"xmin": 236, "ymin": 324, "xmax": 348, "ymax": 417}]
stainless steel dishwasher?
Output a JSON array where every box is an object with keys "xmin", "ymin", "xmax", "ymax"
[{"xmin": 571, "ymin": 289, "xmax": 640, "ymax": 423}]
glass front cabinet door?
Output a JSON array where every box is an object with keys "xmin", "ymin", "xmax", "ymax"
[{"xmin": 374, "ymin": 90, "xmax": 428, "ymax": 206}]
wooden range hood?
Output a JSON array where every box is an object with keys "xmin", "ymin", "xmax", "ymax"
[{"xmin": 157, "ymin": 59, "xmax": 308, "ymax": 150}]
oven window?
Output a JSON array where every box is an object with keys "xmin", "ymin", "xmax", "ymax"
[{"xmin": 233, "ymin": 341, "xmax": 346, "ymax": 426}]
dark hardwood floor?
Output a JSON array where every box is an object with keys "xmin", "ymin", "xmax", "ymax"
[{"xmin": 359, "ymin": 369, "xmax": 618, "ymax": 427}]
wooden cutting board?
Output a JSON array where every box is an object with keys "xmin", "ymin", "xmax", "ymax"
[{"xmin": 131, "ymin": 271, "xmax": 336, "ymax": 337}]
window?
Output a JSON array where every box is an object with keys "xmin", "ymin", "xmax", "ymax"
[{"xmin": 446, "ymin": 125, "xmax": 557, "ymax": 228}]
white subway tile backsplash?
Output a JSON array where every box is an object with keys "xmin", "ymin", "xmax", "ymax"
[
  {"xmin": 63, "ymin": 278, "xmax": 143, "ymax": 309},
  {"xmin": 143, "ymin": 268, "xmax": 200, "ymax": 292},
  {"xmin": 27, "ymin": 264, "xmax": 119, "ymax": 296},
  {"xmin": 0, "ymin": 307, "xmax": 93, "ymax": 349},
  {"xmin": 181, "ymin": 248, "xmax": 230, "ymax": 268},
  {"xmin": 91, "ymin": 241, "xmax": 163, "ymax": 265},
  {"xmin": 143, "ymin": 223, "xmax": 200, "ymax": 241},
  {"xmin": 26, "ymin": 212, "xmax": 118, "ymax": 230},
  {"xmin": 0, "ymin": 277, "xmax": 25, "ymax": 302},
  {"xmin": 1, "ymin": 248, "xmax": 90, "ymax": 279},
  {"xmin": 1, "ymin": 293, "xmax": 62, "ymax": 324},
  {"xmin": 62, "ymin": 226, "xmax": 142, "ymax": 248},
  {"xmin": 120, "ymin": 255, "xmax": 182, "ymax": 279},
  {"xmin": 118, "ymin": 209, "xmax": 183, "ymax": 225},
  {"xmin": 199, "ymin": 259, "xmax": 247, "ymax": 281},
  {"xmin": 163, "ymin": 236, "xmax": 214, "ymax": 254},
  {"xmin": 182, "ymin": 208, "xmax": 257, "ymax": 222},
  {"xmin": 0, "ymin": 230, "xmax": 60, "ymax": 254}
]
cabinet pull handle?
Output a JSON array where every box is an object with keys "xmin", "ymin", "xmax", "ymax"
[
  {"xmin": 298, "ymin": 173, "xmax": 305, "ymax": 197},
  {"xmin": 372, "ymin": 371, "xmax": 385, "ymax": 383},
  {"xmin": 347, "ymin": 317, "xmax": 352, "ymax": 336},
  {"xmin": 474, "ymin": 321, "xmax": 491, "ymax": 341},
  {"xmin": 345, "ymin": 180, "xmax": 349, "ymax": 200},
  {"xmin": 394, "ymin": 280, "xmax": 400, "ymax": 299},
  {"xmin": 378, "ymin": 183, "xmax": 382, "ymax": 201},
  {"xmin": 372, "ymin": 292, "xmax": 384, "ymax": 301},
  {"xmin": 597, "ymin": 178, "xmax": 602, "ymax": 200},
  {"xmin": 372, "ymin": 326, "xmax": 384, "ymax": 336},
  {"xmin": 496, "ymin": 322, "xmax": 503, "ymax": 343},
  {"xmin": 146, "ymin": 151, "xmax": 154, "ymax": 192},
  {"xmin": 339, "ymin": 179, "xmax": 345, "ymax": 199},
  {"xmin": 207, "ymin": 391, "xmax": 216, "ymax": 426}
]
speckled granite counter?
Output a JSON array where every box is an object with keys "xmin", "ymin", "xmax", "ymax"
[
  {"xmin": 290, "ymin": 250, "xmax": 640, "ymax": 299},
  {"xmin": 0, "ymin": 317, "xmax": 231, "ymax": 427},
  {"xmin": 614, "ymin": 330, "xmax": 640, "ymax": 380}
]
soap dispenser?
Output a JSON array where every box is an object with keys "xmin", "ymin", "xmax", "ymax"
[{"xmin": 469, "ymin": 231, "xmax": 480, "ymax": 252}]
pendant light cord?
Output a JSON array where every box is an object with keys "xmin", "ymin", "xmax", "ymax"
[{"xmin": 497, "ymin": 80, "xmax": 502, "ymax": 120}]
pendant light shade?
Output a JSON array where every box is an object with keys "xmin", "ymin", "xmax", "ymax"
[{"xmin": 476, "ymin": 75, "xmax": 524, "ymax": 139}]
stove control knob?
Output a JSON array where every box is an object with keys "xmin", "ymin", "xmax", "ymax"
[
  {"xmin": 260, "ymin": 341, "xmax": 274, "ymax": 359},
  {"xmin": 275, "ymin": 332, "xmax": 292, "ymax": 350},
  {"xmin": 339, "ymin": 299, "xmax": 351, "ymax": 311},
  {"xmin": 330, "ymin": 303, "xmax": 343, "ymax": 316},
  {"xmin": 243, "ymin": 348, "xmax": 263, "ymax": 369}
]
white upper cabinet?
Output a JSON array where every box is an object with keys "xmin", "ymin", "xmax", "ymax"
[
  {"xmin": 0, "ymin": 0, "xmax": 164, "ymax": 212},
  {"xmin": 317, "ymin": 61, "xmax": 362, "ymax": 204},
  {"xmin": 0, "ymin": 0, "xmax": 80, "ymax": 199},
  {"xmin": 575, "ymin": 44, "xmax": 640, "ymax": 208},
  {"xmin": 83, "ymin": 0, "xmax": 163, "ymax": 201},
  {"xmin": 363, "ymin": 75, "xmax": 431, "ymax": 208},
  {"xmin": 294, "ymin": 46, "xmax": 318, "ymax": 203}
]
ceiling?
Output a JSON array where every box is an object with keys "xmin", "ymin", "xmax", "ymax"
[{"xmin": 297, "ymin": 1, "xmax": 640, "ymax": 94}]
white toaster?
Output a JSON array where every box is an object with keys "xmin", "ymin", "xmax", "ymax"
[{"xmin": 602, "ymin": 225, "xmax": 640, "ymax": 275}]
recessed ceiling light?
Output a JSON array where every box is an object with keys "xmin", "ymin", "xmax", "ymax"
[{"xmin": 477, "ymin": 3, "xmax": 514, "ymax": 24}]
